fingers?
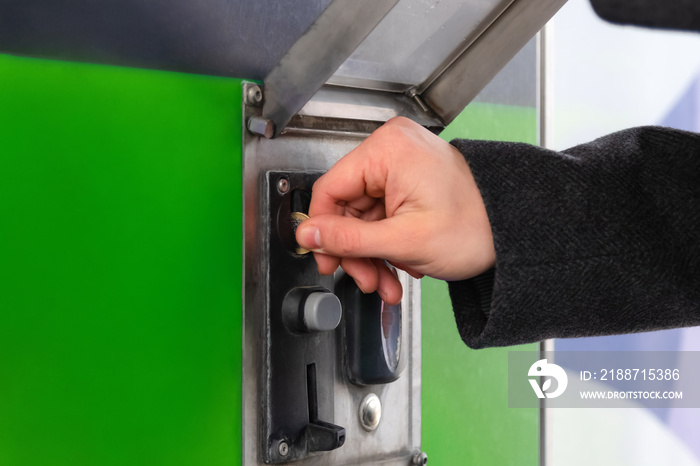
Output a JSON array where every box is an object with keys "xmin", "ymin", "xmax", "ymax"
[
  {"xmin": 336, "ymin": 259, "xmax": 403, "ymax": 306},
  {"xmin": 373, "ymin": 259, "xmax": 403, "ymax": 305},
  {"xmin": 296, "ymin": 214, "xmax": 413, "ymax": 262},
  {"xmin": 341, "ymin": 256, "xmax": 383, "ymax": 294},
  {"xmin": 311, "ymin": 248, "xmax": 404, "ymax": 305},
  {"xmin": 307, "ymin": 119, "xmax": 410, "ymax": 217},
  {"xmin": 313, "ymin": 252, "xmax": 340, "ymax": 276}
]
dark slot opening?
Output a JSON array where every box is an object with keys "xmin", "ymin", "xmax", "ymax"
[{"xmin": 306, "ymin": 363, "xmax": 318, "ymax": 422}]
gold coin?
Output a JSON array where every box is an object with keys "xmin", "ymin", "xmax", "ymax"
[{"xmin": 290, "ymin": 211, "xmax": 311, "ymax": 255}]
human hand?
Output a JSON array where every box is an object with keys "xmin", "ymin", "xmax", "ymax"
[{"xmin": 295, "ymin": 117, "xmax": 495, "ymax": 305}]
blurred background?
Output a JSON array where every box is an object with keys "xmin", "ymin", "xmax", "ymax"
[{"xmin": 548, "ymin": 0, "xmax": 700, "ymax": 464}]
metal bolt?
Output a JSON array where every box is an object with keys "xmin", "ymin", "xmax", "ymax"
[
  {"xmin": 277, "ymin": 178, "xmax": 289, "ymax": 194},
  {"xmin": 246, "ymin": 84, "xmax": 263, "ymax": 106},
  {"xmin": 359, "ymin": 393, "xmax": 382, "ymax": 431},
  {"xmin": 278, "ymin": 441, "xmax": 289, "ymax": 457},
  {"xmin": 411, "ymin": 452, "xmax": 428, "ymax": 465},
  {"xmin": 247, "ymin": 116, "xmax": 275, "ymax": 139}
]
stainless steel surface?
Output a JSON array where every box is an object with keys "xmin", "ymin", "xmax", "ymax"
[
  {"xmin": 286, "ymin": 0, "xmax": 562, "ymax": 132},
  {"xmin": 262, "ymin": 0, "xmax": 399, "ymax": 138},
  {"xmin": 421, "ymin": 0, "xmax": 567, "ymax": 124},
  {"xmin": 0, "ymin": 0, "xmax": 333, "ymax": 79},
  {"xmin": 411, "ymin": 452, "xmax": 428, "ymax": 465},
  {"xmin": 330, "ymin": 0, "xmax": 514, "ymax": 90},
  {"xmin": 299, "ymin": 86, "xmax": 443, "ymax": 131},
  {"xmin": 359, "ymin": 394, "xmax": 382, "ymax": 432},
  {"xmin": 243, "ymin": 83, "xmax": 421, "ymax": 465}
]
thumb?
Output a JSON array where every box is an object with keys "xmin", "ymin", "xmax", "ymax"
[{"xmin": 296, "ymin": 214, "xmax": 406, "ymax": 260}]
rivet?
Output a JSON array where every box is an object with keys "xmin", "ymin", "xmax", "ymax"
[
  {"xmin": 277, "ymin": 178, "xmax": 290, "ymax": 194},
  {"xmin": 359, "ymin": 393, "xmax": 382, "ymax": 431}
]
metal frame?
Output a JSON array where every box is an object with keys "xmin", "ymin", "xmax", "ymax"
[
  {"xmin": 296, "ymin": 86, "xmax": 443, "ymax": 132},
  {"xmin": 421, "ymin": 0, "xmax": 567, "ymax": 123},
  {"xmin": 537, "ymin": 20, "xmax": 556, "ymax": 466},
  {"xmin": 261, "ymin": 0, "xmax": 399, "ymax": 138}
]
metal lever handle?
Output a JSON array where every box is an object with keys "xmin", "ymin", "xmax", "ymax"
[{"xmin": 305, "ymin": 363, "xmax": 346, "ymax": 452}]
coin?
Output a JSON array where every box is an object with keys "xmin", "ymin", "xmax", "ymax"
[{"xmin": 290, "ymin": 211, "xmax": 311, "ymax": 255}]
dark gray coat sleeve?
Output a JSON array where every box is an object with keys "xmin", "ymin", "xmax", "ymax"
[{"xmin": 447, "ymin": 126, "xmax": 700, "ymax": 349}]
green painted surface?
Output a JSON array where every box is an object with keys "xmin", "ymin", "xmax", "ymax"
[
  {"xmin": 0, "ymin": 50, "xmax": 539, "ymax": 466},
  {"xmin": 0, "ymin": 55, "xmax": 243, "ymax": 466},
  {"xmin": 421, "ymin": 102, "xmax": 540, "ymax": 465}
]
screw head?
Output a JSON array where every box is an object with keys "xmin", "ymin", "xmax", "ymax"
[
  {"xmin": 412, "ymin": 452, "xmax": 428, "ymax": 465},
  {"xmin": 278, "ymin": 441, "xmax": 289, "ymax": 457},
  {"xmin": 359, "ymin": 393, "xmax": 382, "ymax": 431},
  {"xmin": 246, "ymin": 85, "xmax": 263, "ymax": 106},
  {"xmin": 277, "ymin": 178, "xmax": 290, "ymax": 194}
]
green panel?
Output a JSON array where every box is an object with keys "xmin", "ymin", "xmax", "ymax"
[
  {"xmin": 422, "ymin": 102, "xmax": 539, "ymax": 465},
  {"xmin": 0, "ymin": 55, "xmax": 243, "ymax": 466}
]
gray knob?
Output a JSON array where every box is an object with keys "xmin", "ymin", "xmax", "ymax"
[{"xmin": 303, "ymin": 292, "xmax": 342, "ymax": 332}]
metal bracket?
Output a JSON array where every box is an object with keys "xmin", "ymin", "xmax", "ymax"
[{"xmin": 260, "ymin": 0, "xmax": 400, "ymax": 138}]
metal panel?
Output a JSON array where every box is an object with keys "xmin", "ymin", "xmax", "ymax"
[
  {"xmin": 0, "ymin": 0, "xmax": 332, "ymax": 78},
  {"xmin": 0, "ymin": 53, "xmax": 244, "ymax": 466},
  {"xmin": 243, "ymin": 84, "xmax": 421, "ymax": 465}
]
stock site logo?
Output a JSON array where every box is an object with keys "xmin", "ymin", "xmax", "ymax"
[{"xmin": 528, "ymin": 359, "xmax": 568, "ymax": 399}]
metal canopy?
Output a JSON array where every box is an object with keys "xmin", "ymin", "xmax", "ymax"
[
  {"xmin": 264, "ymin": 0, "xmax": 567, "ymax": 137},
  {"xmin": 0, "ymin": 0, "xmax": 568, "ymax": 135}
]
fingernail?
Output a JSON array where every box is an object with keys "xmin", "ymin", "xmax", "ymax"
[{"xmin": 298, "ymin": 225, "xmax": 321, "ymax": 249}]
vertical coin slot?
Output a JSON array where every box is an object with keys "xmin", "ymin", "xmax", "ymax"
[
  {"xmin": 307, "ymin": 363, "xmax": 318, "ymax": 423},
  {"xmin": 276, "ymin": 183, "xmax": 313, "ymax": 256}
]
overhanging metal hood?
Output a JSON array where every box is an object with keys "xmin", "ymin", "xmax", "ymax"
[
  {"xmin": 262, "ymin": 0, "xmax": 567, "ymax": 137},
  {"xmin": 0, "ymin": 0, "xmax": 567, "ymax": 136}
]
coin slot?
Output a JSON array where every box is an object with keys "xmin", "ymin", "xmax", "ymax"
[
  {"xmin": 307, "ymin": 363, "xmax": 318, "ymax": 422},
  {"xmin": 276, "ymin": 187, "xmax": 313, "ymax": 256}
]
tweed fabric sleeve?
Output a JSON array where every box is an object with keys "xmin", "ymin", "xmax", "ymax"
[{"xmin": 447, "ymin": 126, "xmax": 700, "ymax": 348}]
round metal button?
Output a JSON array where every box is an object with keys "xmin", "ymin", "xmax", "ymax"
[{"xmin": 359, "ymin": 393, "xmax": 382, "ymax": 432}]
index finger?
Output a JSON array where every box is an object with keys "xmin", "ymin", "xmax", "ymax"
[{"xmin": 309, "ymin": 132, "xmax": 390, "ymax": 218}]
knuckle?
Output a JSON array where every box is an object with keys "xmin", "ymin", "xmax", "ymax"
[{"xmin": 377, "ymin": 121, "xmax": 406, "ymax": 141}]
